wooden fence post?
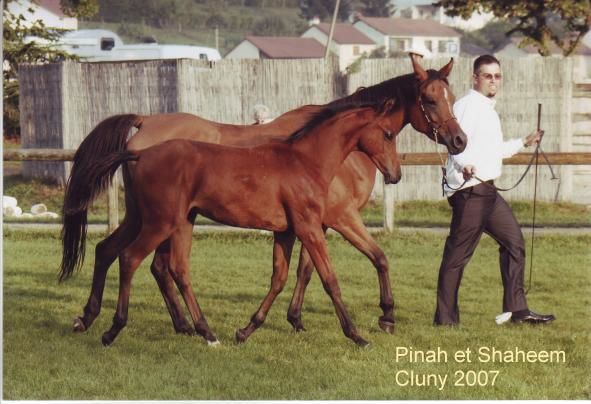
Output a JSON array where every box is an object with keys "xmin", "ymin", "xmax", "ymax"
[
  {"xmin": 383, "ymin": 182, "xmax": 395, "ymax": 232},
  {"xmin": 107, "ymin": 176, "xmax": 119, "ymax": 234}
]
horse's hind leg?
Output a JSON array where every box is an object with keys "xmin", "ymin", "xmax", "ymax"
[
  {"xmin": 236, "ymin": 230, "xmax": 296, "ymax": 343},
  {"xmin": 286, "ymin": 227, "xmax": 327, "ymax": 332},
  {"xmin": 167, "ymin": 222, "xmax": 218, "ymax": 344},
  {"xmin": 73, "ymin": 216, "xmax": 138, "ymax": 332},
  {"xmin": 101, "ymin": 223, "xmax": 169, "ymax": 346},
  {"xmin": 328, "ymin": 208, "xmax": 395, "ymax": 333},
  {"xmin": 150, "ymin": 240, "xmax": 194, "ymax": 335}
]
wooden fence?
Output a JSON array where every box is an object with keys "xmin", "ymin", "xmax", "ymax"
[
  {"xmin": 18, "ymin": 56, "xmax": 591, "ymax": 202},
  {"xmin": 5, "ymin": 149, "xmax": 590, "ymax": 233}
]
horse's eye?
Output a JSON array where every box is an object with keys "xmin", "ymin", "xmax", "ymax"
[{"xmin": 384, "ymin": 130, "xmax": 394, "ymax": 140}]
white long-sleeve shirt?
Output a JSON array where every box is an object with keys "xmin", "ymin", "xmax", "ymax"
[{"xmin": 444, "ymin": 89, "xmax": 524, "ymax": 196}]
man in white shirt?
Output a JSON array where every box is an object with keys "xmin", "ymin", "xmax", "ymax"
[{"xmin": 434, "ymin": 54, "xmax": 555, "ymax": 326}]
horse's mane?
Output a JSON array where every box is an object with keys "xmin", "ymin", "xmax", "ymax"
[
  {"xmin": 284, "ymin": 69, "xmax": 447, "ymax": 144},
  {"xmin": 285, "ymin": 99, "xmax": 390, "ymax": 143},
  {"xmin": 331, "ymin": 70, "xmax": 449, "ymax": 108}
]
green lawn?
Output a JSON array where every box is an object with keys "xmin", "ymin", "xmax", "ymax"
[{"xmin": 3, "ymin": 230, "xmax": 590, "ymax": 400}]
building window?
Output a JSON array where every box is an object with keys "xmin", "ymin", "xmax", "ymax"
[
  {"xmin": 389, "ymin": 37, "xmax": 410, "ymax": 52},
  {"xmin": 424, "ymin": 40, "xmax": 432, "ymax": 52},
  {"xmin": 353, "ymin": 45, "xmax": 360, "ymax": 56},
  {"xmin": 437, "ymin": 40, "xmax": 458, "ymax": 54}
]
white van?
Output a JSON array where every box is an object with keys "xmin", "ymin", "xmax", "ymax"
[{"xmin": 57, "ymin": 29, "xmax": 221, "ymax": 62}]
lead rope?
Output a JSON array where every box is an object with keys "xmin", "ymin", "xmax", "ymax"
[{"xmin": 526, "ymin": 142, "xmax": 541, "ymax": 294}]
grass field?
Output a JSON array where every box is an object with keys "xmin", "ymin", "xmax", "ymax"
[{"xmin": 3, "ymin": 229, "xmax": 590, "ymax": 400}]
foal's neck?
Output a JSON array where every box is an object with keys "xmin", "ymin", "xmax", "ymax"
[{"xmin": 291, "ymin": 109, "xmax": 374, "ymax": 186}]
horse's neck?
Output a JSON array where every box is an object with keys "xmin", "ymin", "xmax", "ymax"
[{"xmin": 291, "ymin": 111, "xmax": 371, "ymax": 185}]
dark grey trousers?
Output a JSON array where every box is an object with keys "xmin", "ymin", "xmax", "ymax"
[{"xmin": 434, "ymin": 182, "xmax": 528, "ymax": 325}]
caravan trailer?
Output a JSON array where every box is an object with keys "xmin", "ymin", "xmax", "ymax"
[{"xmin": 57, "ymin": 29, "xmax": 221, "ymax": 62}]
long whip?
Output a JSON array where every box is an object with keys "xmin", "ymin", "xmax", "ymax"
[{"xmin": 526, "ymin": 103, "xmax": 542, "ymax": 294}]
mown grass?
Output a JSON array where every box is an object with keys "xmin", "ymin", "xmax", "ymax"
[
  {"xmin": 3, "ymin": 230, "xmax": 590, "ymax": 400},
  {"xmin": 4, "ymin": 174, "xmax": 590, "ymax": 227}
]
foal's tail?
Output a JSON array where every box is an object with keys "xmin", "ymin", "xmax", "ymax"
[{"xmin": 60, "ymin": 114, "xmax": 141, "ymax": 282}]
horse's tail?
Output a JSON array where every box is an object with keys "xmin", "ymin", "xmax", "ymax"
[
  {"xmin": 63, "ymin": 114, "xmax": 141, "ymax": 214},
  {"xmin": 60, "ymin": 150, "xmax": 138, "ymax": 281},
  {"xmin": 60, "ymin": 114, "xmax": 141, "ymax": 282}
]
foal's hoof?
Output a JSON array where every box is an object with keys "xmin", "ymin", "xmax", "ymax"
[
  {"xmin": 207, "ymin": 339, "xmax": 221, "ymax": 347},
  {"xmin": 354, "ymin": 336, "xmax": 370, "ymax": 348},
  {"xmin": 235, "ymin": 329, "xmax": 249, "ymax": 344},
  {"xmin": 72, "ymin": 317, "xmax": 87, "ymax": 333},
  {"xmin": 101, "ymin": 332, "xmax": 115, "ymax": 346},
  {"xmin": 175, "ymin": 325, "xmax": 195, "ymax": 336},
  {"xmin": 287, "ymin": 316, "xmax": 306, "ymax": 332},
  {"xmin": 378, "ymin": 319, "xmax": 396, "ymax": 334}
]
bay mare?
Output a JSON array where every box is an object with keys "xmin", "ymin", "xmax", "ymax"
[
  {"xmin": 65, "ymin": 100, "xmax": 402, "ymax": 346},
  {"xmin": 61, "ymin": 55, "xmax": 467, "ymax": 341}
]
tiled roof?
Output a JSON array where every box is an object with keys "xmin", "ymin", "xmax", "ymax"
[
  {"xmin": 34, "ymin": 0, "xmax": 66, "ymax": 18},
  {"xmin": 245, "ymin": 36, "xmax": 326, "ymax": 58},
  {"xmin": 357, "ymin": 16, "xmax": 460, "ymax": 38},
  {"xmin": 312, "ymin": 23, "xmax": 375, "ymax": 45}
]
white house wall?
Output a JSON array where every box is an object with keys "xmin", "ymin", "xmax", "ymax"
[
  {"xmin": 7, "ymin": 0, "xmax": 78, "ymax": 30},
  {"xmin": 302, "ymin": 27, "xmax": 376, "ymax": 71},
  {"xmin": 338, "ymin": 44, "xmax": 377, "ymax": 71},
  {"xmin": 225, "ymin": 41, "xmax": 261, "ymax": 59},
  {"xmin": 353, "ymin": 22, "xmax": 388, "ymax": 49}
]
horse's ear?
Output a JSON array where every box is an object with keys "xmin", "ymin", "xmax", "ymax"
[
  {"xmin": 410, "ymin": 53, "xmax": 428, "ymax": 82},
  {"xmin": 438, "ymin": 58, "xmax": 454, "ymax": 79},
  {"xmin": 383, "ymin": 98, "xmax": 396, "ymax": 114}
]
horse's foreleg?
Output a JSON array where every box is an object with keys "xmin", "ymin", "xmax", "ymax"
[
  {"xmin": 329, "ymin": 209, "xmax": 395, "ymax": 334},
  {"xmin": 296, "ymin": 225, "xmax": 368, "ymax": 347},
  {"xmin": 74, "ymin": 217, "xmax": 138, "ymax": 333},
  {"xmin": 168, "ymin": 223, "xmax": 218, "ymax": 344},
  {"xmin": 101, "ymin": 223, "xmax": 168, "ymax": 346},
  {"xmin": 150, "ymin": 240, "xmax": 194, "ymax": 335},
  {"xmin": 236, "ymin": 230, "xmax": 296, "ymax": 343}
]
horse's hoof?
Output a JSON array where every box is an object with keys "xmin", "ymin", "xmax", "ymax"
[
  {"xmin": 235, "ymin": 329, "xmax": 248, "ymax": 344},
  {"xmin": 287, "ymin": 316, "xmax": 306, "ymax": 332},
  {"xmin": 353, "ymin": 335, "xmax": 370, "ymax": 347},
  {"xmin": 207, "ymin": 339, "xmax": 221, "ymax": 347},
  {"xmin": 378, "ymin": 319, "xmax": 395, "ymax": 334},
  {"xmin": 101, "ymin": 333, "xmax": 114, "ymax": 346},
  {"xmin": 175, "ymin": 325, "xmax": 195, "ymax": 336},
  {"xmin": 72, "ymin": 317, "xmax": 87, "ymax": 333}
]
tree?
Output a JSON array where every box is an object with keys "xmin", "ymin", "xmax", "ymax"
[
  {"xmin": 299, "ymin": 0, "xmax": 352, "ymax": 22},
  {"xmin": 2, "ymin": 1, "xmax": 90, "ymax": 138},
  {"xmin": 60, "ymin": 0, "xmax": 99, "ymax": 19},
  {"xmin": 435, "ymin": 0, "xmax": 591, "ymax": 56},
  {"xmin": 357, "ymin": 0, "xmax": 393, "ymax": 17}
]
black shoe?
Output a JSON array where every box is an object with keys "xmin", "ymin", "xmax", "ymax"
[{"xmin": 511, "ymin": 310, "xmax": 555, "ymax": 324}]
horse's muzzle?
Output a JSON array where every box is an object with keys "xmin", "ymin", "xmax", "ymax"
[{"xmin": 384, "ymin": 173, "xmax": 401, "ymax": 185}]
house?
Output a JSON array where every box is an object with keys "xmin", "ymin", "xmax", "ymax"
[
  {"xmin": 225, "ymin": 36, "xmax": 326, "ymax": 59},
  {"xmin": 391, "ymin": 0, "xmax": 494, "ymax": 32},
  {"xmin": 6, "ymin": 0, "xmax": 78, "ymax": 30},
  {"xmin": 353, "ymin": 16, "xmax": 461, "ymax": 58},
  {"xmin": 301, "ymin": 23, "xmax": 377, "ymax": 71}
]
